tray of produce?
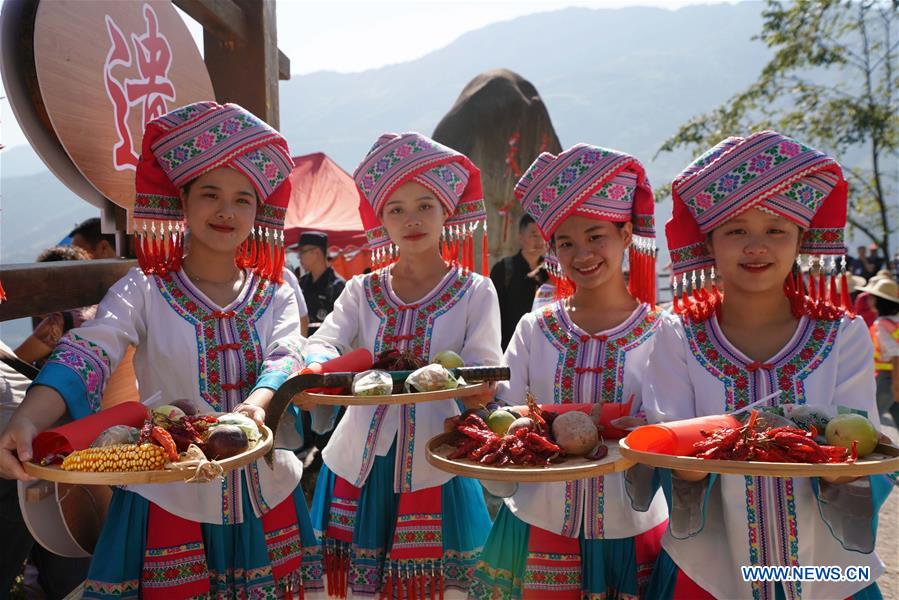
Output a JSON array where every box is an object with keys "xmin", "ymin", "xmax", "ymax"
[
  {"xmin": 289, "ymin": 349, "xmax": 509, "ymax": 406},
  {"xmin": 619, "ymin": 409, "xmax": 899, "ymax": 478},
  {"xmin": 426, "ymin": 396, "xmax": 633, "ymax": 482},
  {"xmin": 24, "ymin": 402, "xmax": 272, "ymax": 485}
]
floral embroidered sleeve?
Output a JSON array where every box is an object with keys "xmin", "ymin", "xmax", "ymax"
[
  {"xmin": 252, "ymin": 284, "xmax": 305, "ymax": 393},
  {"xmin": 32, "ymin": 269, "xmax": 147, "ymax": 419}
]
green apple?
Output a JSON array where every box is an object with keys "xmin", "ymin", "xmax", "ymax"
[
  {"xmin": 433, "ymin": 350, "xmax": 464, "ymax": 369},
  {"xmin": 824, "ymin": 413, "xmax": 878, "ymax": 458},
  {"xmin": 487, "ymin": 410, "xmax": 516, "ymax": 435}
]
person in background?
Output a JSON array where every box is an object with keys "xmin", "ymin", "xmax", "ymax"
[
  {"xmin": 69, "ymin": 218, "xmax": 117, "ymax": 259},
  {"xmin": 490, "ymin": 213, "xmax": 548, "ymax": 349},
  {"xmin": 15, "ymin": 246, "xmax": 96, "ymax": 367},
  {"xmin": 294, "ymin": 231, "xmax": 345, "ymax": 336},
  {"xmin": 862, "ymin": 278, "xmax": 899, "ymax": 427},
  {"xmin": 868, "ymin": 243, "xmax": 885, "ymax": 275},
  {"xmin": 281, "ymin": 268, "xmax": 310, "ymax": 337}
]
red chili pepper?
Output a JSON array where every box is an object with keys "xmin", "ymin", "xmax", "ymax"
[
  {"xmin": 151, "ymin": 426, "xmax": 179, "ymax": 461},
  {"xmin": 457, "ymin": 426, "xmax": 496, "ymax": 443},
  {"xmin": 185, "ymin": 415, "xmax": 219, "ymax": 425},
  {"xmin": 762, "ymin": 426, "xmax": 798, "ymax": 437},
  {"xmin": 524, "ymin": 432, "xmax": 561, "ymax": 454},
  {"xmin": 773, "ymin": 432, "xmax": 822, "ymax": 449},
  {"xmin": 765, "ymin": 446, "xmax": 797, "ymax": 463},
  {"xmin": 506, "ymin": 439, "xmax": 527, "ymax": 458},
  {"xmin": 462, "ymin": 414, "xmax": 489, "ymax": 430},
  {"xmin": 470, "ymin": 437, "xmax": 502, "ymax": 460},
  {"xmin": 480, "ymin": 451, "xmax": 502, "ymax": 464},
  {"xmin": 820, "ymin": 445, "xmax": 849, "ymax": 462},
  {"xmin": 449, "ymin": 439, "xmax": 480, "ymax": 460}
]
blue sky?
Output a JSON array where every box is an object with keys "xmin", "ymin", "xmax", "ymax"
[{"xmin": 0, "ymin": 0, "xmax": 732, "ymax": 150}]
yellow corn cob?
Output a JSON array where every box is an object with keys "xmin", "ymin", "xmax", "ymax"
[{"xmin": 61, "ymin": 444, "xmax": 167, "ymax": 472}]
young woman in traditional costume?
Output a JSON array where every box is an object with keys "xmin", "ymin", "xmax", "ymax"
[
  {"xmin": 0, "ymin": 101, "xmax": 322, "ymax": 599},
  {"xmin": 469, "ymin": 144, "xmax": 668, "ymax": 600},
  {"xmin": 643, "ymin": 130, "xmax": 894, "ymax": 600},
  {"xmin": 304, "ymin": 132, "xmax": 502, "ymax": 598}
]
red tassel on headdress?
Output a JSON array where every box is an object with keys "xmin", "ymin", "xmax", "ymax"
[
  {"xmin": 272, "ymin": 241, "xmax": 285, "ymax": 283},
  {"xmin": 806, "ymin": 271, "xmax": 817, "ymax": 303},
  {"xmin": 550, "ymin": 272, "xmax": 576, "ymax": 301},
  {"xmin": 248, "ymin": 233, "xmax": 259, "ymax": 268},
  {"xmin": 0, "ymin": 280, "xmax": 6, "ymax": 303},
  {"xmin": 235, "ymin": 237, "xmax": 248, "ymax": 269},
  {"xmin": 840, "ymin": 271, "xmax": 853, "ymax": 314},
  {"xmin": 828, "ymin": 273, "xmax": 839, "ymax": 308},
  {"xmin": 481, "ymin": 229, "xmax": 489, "ymax": 276},
  {"xmin": 671, "ymin": 269, "xmax": 720, "ymax": 323},
  {"xmin": 255, "ymin": 230, "xmax": 271, "ymax": 278}
]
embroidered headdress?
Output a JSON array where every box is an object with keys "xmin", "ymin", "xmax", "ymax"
[
  {"xmin": 134, "ymin": 101, "xmax": 293, "ymax": 282},
  {"xmin": 666, "ymin": 130, "xmax": 849, "ymax": 321},
  {"xmin": 353, "ymin": 132, "xmax": 488, "ymax": 273},
  {"xmin": 514, "ymin": 143, "xmax": 657, "ymax": 304}
]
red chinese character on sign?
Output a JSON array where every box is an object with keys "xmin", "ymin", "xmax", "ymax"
[{"xmin": 103, "ymin": 4, "xmax": 176, "ymax": 171}]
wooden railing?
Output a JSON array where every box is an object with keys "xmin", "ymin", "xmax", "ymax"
[{"xmin": 0, "ymin": 259, "xmax": 136, "ymax": 321}]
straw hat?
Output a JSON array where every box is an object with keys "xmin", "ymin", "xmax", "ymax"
[
  {"xmin": 868, "ymin": 269, "xmax": 896, "ymax": 285},
  {"xmin": 857, "ymin": 278, "xmax": 899, "ymax": 304}
]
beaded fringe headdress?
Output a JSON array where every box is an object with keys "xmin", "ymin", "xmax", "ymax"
[
  {"xmin": 134, "ymin": 101, "xmax": 293, "ymax": 282},
  {"xmin": 514, "ymin": 143, "xmax": 657, "ymax": 305},
  {"xmin": 666, "ymin": 130, "xmax": 850, "ymax": 322},
  {"xmin": 354, "ymin": 132, "xmax": 488, "ymax": 274}
]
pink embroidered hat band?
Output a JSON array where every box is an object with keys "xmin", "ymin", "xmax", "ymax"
[
  {"xmin": 134, "ymin": 101, "xmax": 294, "ymax": 282},
  {"xmin": 353, "ymin": 132, "xmax": 488, "ymax": 273},
  {"xmin": 514, "ymin": 143, "xmax": 657, "ymax": 305}
]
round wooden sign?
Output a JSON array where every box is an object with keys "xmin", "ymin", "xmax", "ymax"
[
  {"xmin": 0, "ymin": 0, "xmax": 106, "ymax": 208},
  {"xmin": 33, "ymin": 0, "xmax": 214, "ymax": 213}
]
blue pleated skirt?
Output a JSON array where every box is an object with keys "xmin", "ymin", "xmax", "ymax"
[
  {"xmin": 310, "ymin": 442, "xmax": 491, "ymax": 597},
  {"xmin": 83, "ymin": 476, "xmax": 322, "ymax": 599}
]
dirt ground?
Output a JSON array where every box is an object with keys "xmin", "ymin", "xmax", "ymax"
[{"xmin": 874, "ymin": 419, "xmax": 898, "ymax": 598}]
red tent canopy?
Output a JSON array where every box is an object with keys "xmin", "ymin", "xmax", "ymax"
[{"xmin": 284, "ymin": 152, "xmax": 366, "ymax": 250}]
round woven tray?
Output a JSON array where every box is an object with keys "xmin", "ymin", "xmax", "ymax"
[
  {"xmin": 426, "ymin": 432, "xmax": 633, "ymax": 482},
  {"xmin": 618, "ymin": 438, "xmax": 899, "ymax": 478},
  {"xmin": 23, "ymin": 426, "xmax": 274, "ymax": 484}
]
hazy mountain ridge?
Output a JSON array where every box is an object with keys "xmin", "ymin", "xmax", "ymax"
[{"xmin": 2, "ymin": 3, "xmax": 771, "ymax": 266}]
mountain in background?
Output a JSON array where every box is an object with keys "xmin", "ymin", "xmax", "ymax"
[{"xmin": 1, "ymin": 2, "xmax": 771, "ymax": 267}]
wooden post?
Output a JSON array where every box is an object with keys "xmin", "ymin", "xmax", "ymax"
[{"xmin": 199, "ymin": 0, "xmax": 282, "ymax": 128}]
